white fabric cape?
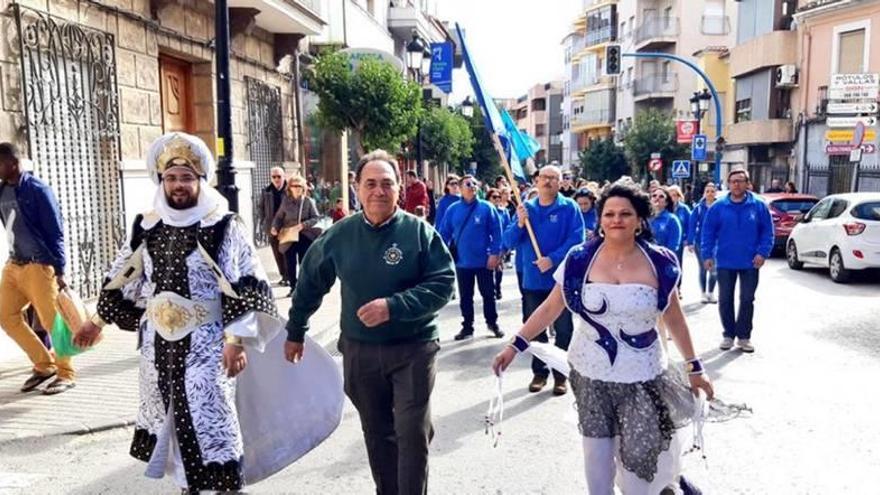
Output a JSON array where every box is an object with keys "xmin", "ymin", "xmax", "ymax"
[{"xmin": 235, "ymin": 318, "xmax": 344, "ymax": 484}]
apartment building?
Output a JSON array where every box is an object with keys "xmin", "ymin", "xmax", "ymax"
[
  {"xmin": 793, "ymin": 0, "xmax": 880, "ymax": 195},
  {"xmin": 507, "ymin": 82, "xmax": 565, "ymax": 165},
  {"xmin": 562, "ymin": 0, "xmax": 736, "ymax": 173},
  {"xmin": 724, "ymin": 0, "xmax": 800, "ymax": 190},
  {"xmin": 0, "ymin": 0, "xmax": 323, "ymax": 298}
]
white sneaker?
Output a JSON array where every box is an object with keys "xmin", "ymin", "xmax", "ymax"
[
  {"xmin": 707, "ymin": 293, "xmax": 717, "ymax": 304},
  {"xmin": 737, "ymin": 339, "xmax": 755, "ymax": 353},
  {"xmin": 719, "ymin": 337, "xmax": 734, "ymax": 350},
  {"xmin": 700, "ymin": 292, "xmax": 709, "ymax": 304}
]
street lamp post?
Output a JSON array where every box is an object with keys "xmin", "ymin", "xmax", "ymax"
[
  {"xmin": 214, "ymin": 0, "xmax": 238, "ymax": 212},
  {"xmin": 461, "ymin": 96, "xmax": 474, "ymax": 118},
  {"xmin": 406, "ymin": 31, "xmax": 428, "ymax": 175},
  {"xmin": 690, "ymin": 88, "xmax": 712, "ymax": 190}
]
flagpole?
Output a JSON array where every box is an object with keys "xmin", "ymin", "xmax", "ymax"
[{"xmin": 490, "ymin": 134, "xmax": 542, "ymax": 258}]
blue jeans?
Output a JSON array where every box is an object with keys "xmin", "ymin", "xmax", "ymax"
[
  {"xmin": 523, "ymin": 289, "xmax": 573, "ymax": 380},
  {"xmin": 456, "ymin": 267, "xmax": 497, "ymax": 329},
  {"xmin": 695, "ymin": 248, "xmax": 717, "ymax": 294},
  {"xmin": 716, "ymin": 268, "xmax": 760, "ymax": 339}
]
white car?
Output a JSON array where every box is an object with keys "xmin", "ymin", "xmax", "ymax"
[{"xmin": 786, "ymin": 192, "xmax": 880, "ymax": 282}]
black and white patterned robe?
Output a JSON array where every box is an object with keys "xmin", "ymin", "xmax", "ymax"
[{"xmin": 96, "ymin": 210, "xmax": 278, "ymax": 492}]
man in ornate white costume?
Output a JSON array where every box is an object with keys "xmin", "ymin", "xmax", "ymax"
[{"xmin": 75, "ymin": 132, "xmax": 342, "ymax": 493}]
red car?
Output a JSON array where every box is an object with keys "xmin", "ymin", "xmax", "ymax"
[{"xmin": 759, "ymin": 193, "xmax": 820, "ymax": 252}]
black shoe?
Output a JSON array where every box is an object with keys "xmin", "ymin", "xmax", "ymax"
[
  {"xmin": 494, "ymin": 292, "xmax": 502, "ymax": 300},
  {"xmin": 454, "ymin": 328, "xmax": 474, "ymax": 341},
  {"xmin": 21, "ymin": 370, "xmax": 56, "ymax": 392},
  {"xmin": 488, "ymin": 324, "xmax": 504, "ymax": 338},
  {"xmin": 42, "ymin": 378, "xmax": 76, "ymax": 395},
  {"xmin": 279, "ymin": 278, "xmax": 290, "ymax": 287}
]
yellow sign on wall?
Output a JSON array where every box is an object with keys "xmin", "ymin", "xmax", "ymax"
[{"xmin": 825, "ymin": 129, "xmax": 877, "ymax": 142}]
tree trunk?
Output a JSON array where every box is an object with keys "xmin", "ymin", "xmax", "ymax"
[{"xmin": 350, "ymin": 130, "xmax": 366, "ymax": 158}]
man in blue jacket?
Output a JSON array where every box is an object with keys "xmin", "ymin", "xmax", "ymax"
[
  {"xmin": 504, "ymin": 165, "xmax": 584, "ymax": 395},
  {"xmin": 0, "ymin": 142, "xmax": 74, "ymax": 394},
  {"xmin": 700, "ymin": 169, "xmax": 773, "ymax": 353},
  {"xmin": 439, "ymin": 175, "xmax": 504, "ymax": 340}
]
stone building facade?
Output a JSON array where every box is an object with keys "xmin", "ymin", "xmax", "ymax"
[{"xmin": 0, "ymin": 0, "xmax": 322, "ymax": 297}]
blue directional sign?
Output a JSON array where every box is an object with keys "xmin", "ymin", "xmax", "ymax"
[
  {"xmin": 692, "ymin": 134, "xmax": 708, "ymax": 162},
  {"xmin": 672, "ymin": 160, "xmax": 692, "ymax": 179},
  {"xmin": 430, "ymin": 42, "xmax": 453, "ymax": 94}
]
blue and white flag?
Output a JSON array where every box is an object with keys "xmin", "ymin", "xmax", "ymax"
[{"xmin": 456, "ymin": 23, "xmax": 537, "ymax": 182}]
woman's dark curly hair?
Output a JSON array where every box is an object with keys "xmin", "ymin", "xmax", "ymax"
[{"xmin": 595, "ymin": 179, "xmax": 654, "ymax": 242}]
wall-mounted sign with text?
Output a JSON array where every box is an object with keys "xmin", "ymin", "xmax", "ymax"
[{"xmin": 829, "ymin": 73, "xmax": 879, "ymax": 100}]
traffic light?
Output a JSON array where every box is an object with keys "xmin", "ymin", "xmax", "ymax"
[{"xmin": 605, "ymin": 44, "xmax": 621, "ymax": 76}]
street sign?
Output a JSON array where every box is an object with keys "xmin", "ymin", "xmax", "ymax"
[
  {"xmin": 672, "ymin": 160, "xmax": 691, "ymax": 179},
  {"xmin": 429, "ymin": 42, "xmax": 453, "ymax": 93},
  {"xmin": 827, "ymin": 116, "xmax": 878, "ymax": 128},
  {"xmin": 691, "ymin": 134, "xmax": 708, "ymax": 161},
  {"xmin": 826, "ymin": 143, "xmax": 877, "ymax": 155},
  {"xmin": 650, "ymin": 152, "xmax": 662, "ymax": 159},
  {"xmin": 825, "ymin": 129, "xmax": 878, "ymax": 141},
  {"xmin": 649, "ymin": 158, "xmax": 663, "ymax": 172},
  {"xmin": 827, "ymin": 102, "xmax": 879, "ymax": 114},
  {"xmin": 829, "ymin": 73, "xmax": 879, "ymax": 100},
  {"xmin": 675, "ymin": 120, "xmax": 698, "ymax": 144}
]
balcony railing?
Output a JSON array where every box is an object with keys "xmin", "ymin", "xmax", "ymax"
[
  {"xmin": 572, "ymin": 108, "xmax": 614, "ymax": 127},
  {"xmin": 585, "ymin": 25, "xmax": 616, "ymax": 46},
  {"xmin": 633, "ymin": 17, "xmax": 679, "ymax": 45},
  {"xmin": 633, "ymin": 74, "xmax": 678, "ymax": 97},
  {"xmin": 700, "ymin": 14, "xmax": 730, "ymax": 35}
]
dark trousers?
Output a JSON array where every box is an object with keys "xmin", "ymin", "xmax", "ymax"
[
  {"xmin": 716, "ymin": 268, "xmax": 760, "ymax": 339},
  {"xmin": 338, "ymin": 336, "xmax": 439, "ymax": 495},
  {"xmin": 283, "ymin": 238, "xmax": 312, "ymax": 287},
  {"xmin": 515, "ymin": 270, "xmax": 526, "ymax": 323},
  {"xmin": 694, "ymin": 248, "xmax": 717, "ymax": 293},
  {"xmin": 523, "ymin": 289, "xmax": 573, "ymax": 381},
  {"xmin": 268, "ymin": 235, "xmax": 287, "ymax": 281},
  {"xmin": 493, "ymin": 268, "xmax": 503, "ymax": 298},
  {"xmin": 456, "ymin": 267, "xmax": 497, "ymax": 330}
]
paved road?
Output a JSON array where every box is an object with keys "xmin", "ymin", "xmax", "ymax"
[{"xmin": 1, "ymin": 254, "xmax": 878, "ymax": 494}]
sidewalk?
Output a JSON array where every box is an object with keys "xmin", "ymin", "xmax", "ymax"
[{"xmin": 0, "ymin": 246, "xmax": 342, "ymax": 443}]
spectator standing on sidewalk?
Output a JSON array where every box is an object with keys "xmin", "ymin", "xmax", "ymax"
[
  {"xmin": 347, "ymin": 170, "xmax": 360, "ymax": 212},
  {"xmin": 285, "ymin": 150, "xmax": 455, "ymax": 495},
  {"xmin": 0, "ymin": 142, "xmax": 75, "ymax": 395},
  {"xmin": 440, "ymin": 175, "xmax": 505, "ymax": 340},
  {"xmin": 272, "ymin": 175, "xmax": 321, "ymax": 296},
  {"xmin": 689, "ymin": 181, "xmax": 718, "ymax": 303},
  {"xmin": 503, "ymin": 165, "xmax": 584, "ymax": 395},
  {"xmin": 404, "ymin": 170, "xmax": 429, "ymax": 215},
  {"xmin": 258, "ymin": 166, "xmax": 288, "ymax": 285},
  {"xmin": 701, "ymin": 169, "xmax": 774, "ymax": 353}
]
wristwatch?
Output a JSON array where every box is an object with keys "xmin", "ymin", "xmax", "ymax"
[
  {"xmin": 224, "ymin": 333, "xmax": 243, "ymax": 346},
  {"xmin": 89, "ymin": 313, "xmax": 108, "ymax": 329}
]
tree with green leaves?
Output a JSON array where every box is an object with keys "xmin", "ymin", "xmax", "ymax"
[
  {"xmin": 418, "ymin": 106, "xmax": 475, "ymax": 169},
  {"xmin": 307, "ymin": 51, "xmax": 423, "ymax": 155},
  {"xmin": 623, "ymin": 108, "xmax": 688, "ymax": 179},
  {"xmin": 579, "ymin": 137, "xmax": 629, "ymax": 183}
]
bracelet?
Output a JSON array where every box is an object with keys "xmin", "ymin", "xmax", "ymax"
[
  {"xmin": 224, "ymin": 334, "xmax": 243, "ymax": 346},
  {"xmin": 90, "ymin": 313, "xmax": 108, "ymax": 329},
  {"xmin": 684, "ymin": 358, "xmax": 704, "ymax": 375},
  {"xmin": 509, "ymin": 334, "xmax": 529, "ymax": 353}
]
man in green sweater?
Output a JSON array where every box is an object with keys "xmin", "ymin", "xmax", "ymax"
[{"xmin": 284, "ymin": 149, "xmax": 455, "ymax": 495}]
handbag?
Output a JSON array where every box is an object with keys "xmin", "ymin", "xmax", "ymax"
[
  {"xmin": 278, "ymin": 199, "xmax": 306, "ymax": 246},
  {"xmin": 449, "ymin": 202, "xmax": 478, "ymax": 263}
]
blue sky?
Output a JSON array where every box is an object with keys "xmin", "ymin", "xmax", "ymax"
[{"xmin": 437, "ymin": 0, "xmax": 577, "ymax": 101}]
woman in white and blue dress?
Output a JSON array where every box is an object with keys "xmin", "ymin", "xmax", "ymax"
[{"xmin": 493, "ymin": 179, "xmax": 714, "ymax": 494}]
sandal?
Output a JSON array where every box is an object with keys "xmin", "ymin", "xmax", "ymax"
[{"xmin": 42, "ymin": 378, "xmax": 76, "ymax": 395}]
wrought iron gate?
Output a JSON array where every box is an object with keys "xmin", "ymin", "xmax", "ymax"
[
  {"xmin": 245, "ymin": 77, "xmax": 284, "ymax": 247},
  {"xmin": 14, "ymin": 5, "xmax": 125, "ymax": 299}
]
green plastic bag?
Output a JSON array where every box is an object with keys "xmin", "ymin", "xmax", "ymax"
[{"xmin": 51, "ymin": 312, "xmax": 86, "ymax": 358}]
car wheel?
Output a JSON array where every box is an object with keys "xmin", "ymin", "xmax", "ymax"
[
  {"xmin": 829, "ymin": 248, "xmax": 852, "ymax": 283},
  {"xmin": 786, "ymin": 240, "xmax": 803, "ymax": 270}
]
